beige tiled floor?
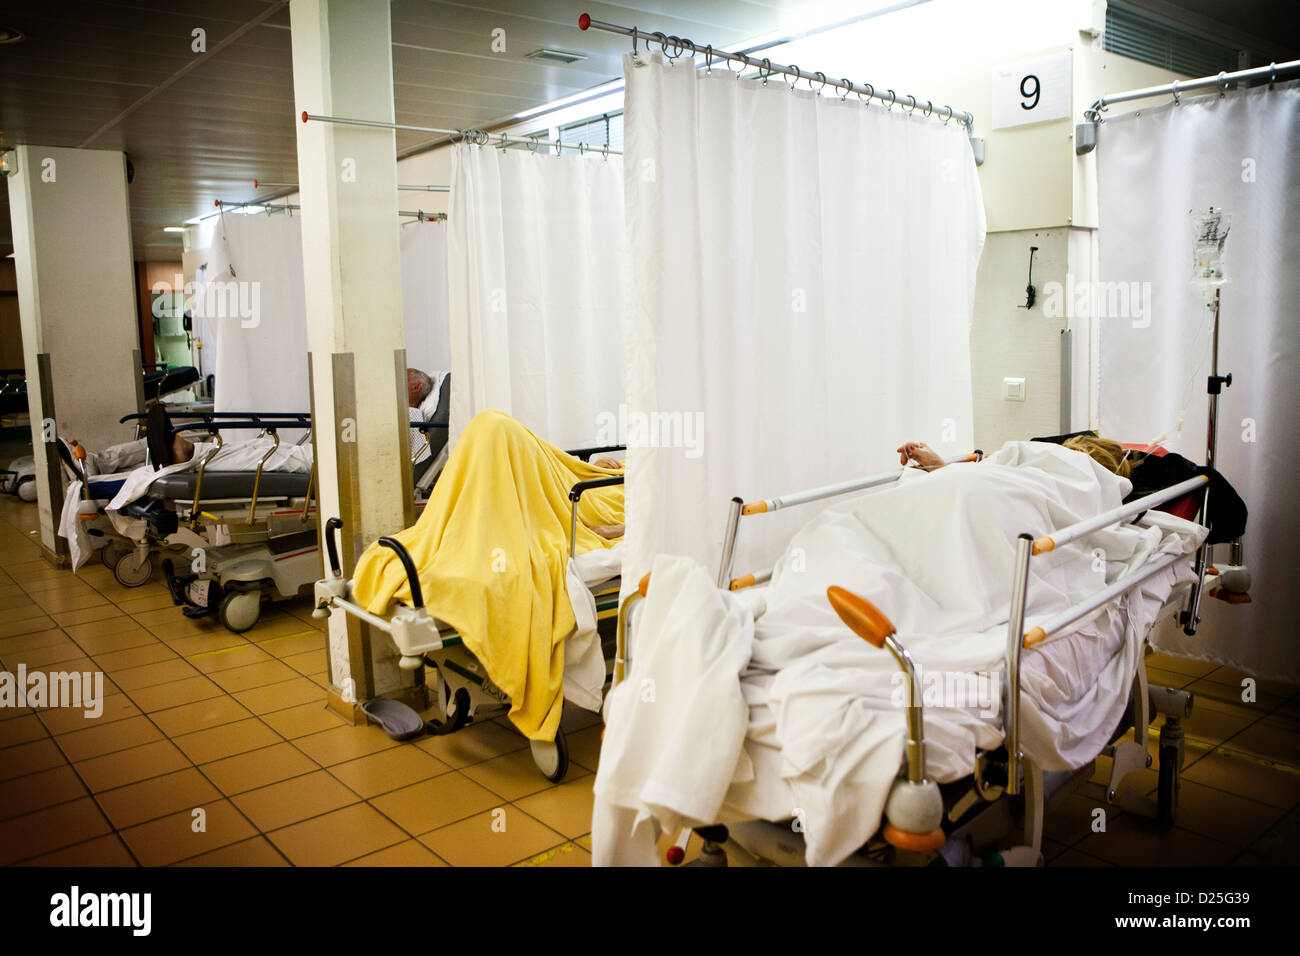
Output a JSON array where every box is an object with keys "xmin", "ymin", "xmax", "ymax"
[
  {"xmin": 0, "ymin": 495, "xmax": 600, "ymax": 867},
  {"xmin": 0, "ymin": 493, "xmax": 1296, "ymax": 867}
]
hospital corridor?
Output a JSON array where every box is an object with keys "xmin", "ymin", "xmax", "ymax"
[{"xmin": 0, "ymin": 0, "xmax": 1297, "ymax": 934}]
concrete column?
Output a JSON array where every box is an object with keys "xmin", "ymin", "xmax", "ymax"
[
  {"xmin": 290, "ymin": 0, "xmax": 422, "ymax": 714},
  {"xmin": 6, "ymin": 146, "xmax": 141, "ymax": 561}
]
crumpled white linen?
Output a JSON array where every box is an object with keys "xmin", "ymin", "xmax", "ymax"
[{"xmin": 593, "ymin": 442, "xmax": 1205, "ymax": 866}]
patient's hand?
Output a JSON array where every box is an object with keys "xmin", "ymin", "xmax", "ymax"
[
  {"xmin": 897, "ymin": 441, "xmax": 945, "ymax": 471},
  {"xmin": 588, "ymin": 523, "xmax": 625, "ymax": 540},
  {"xmin": 592, "ymin": 457, "xmax": 623, "ymax": 471}
]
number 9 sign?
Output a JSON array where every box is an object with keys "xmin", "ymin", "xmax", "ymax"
[{"xmin": 993, "ymin": 52, "xmax": 1070, "ymax": 129}]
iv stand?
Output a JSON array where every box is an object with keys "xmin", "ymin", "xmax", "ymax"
[{"xmin": 1181, "ymin": 288, "xmax": 1234, "ymax": 635}]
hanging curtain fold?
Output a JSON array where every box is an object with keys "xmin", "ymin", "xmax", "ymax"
[
  {"xmin": 621, "ymin": 52, "xmax": 986, "ymax": 590},
  {"xmin": 445, "ymin": 143, "xmax": 626, "ymax": 449},
  {"xmin": 1097, "ymin": 80, "xmax": 1300, "ymax": 681}
]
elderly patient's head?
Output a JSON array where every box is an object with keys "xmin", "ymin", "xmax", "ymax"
[
  {"xmin": 1063, "ymin": 434, "xmax": 1136, "ymax": 478},
  {"xmin": 406, "ymin": 368, "xmax": 434, "ymax": 409}
]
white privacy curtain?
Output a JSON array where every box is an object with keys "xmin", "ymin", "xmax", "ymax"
[
  {"xmin": 446, "ymin": 143, "xmax": 625, "ymax": 449},
  {"xmin": 200, "ymin": 211, "xmax": 451, "ymax": 422},
  {"xmin": 1097, "ymin": 81, "xmax": 1300, "ymax": 682},
  {"xmin": 204, "ymin": 212, "xmax": 311, "ymax": 417},
  {"xmin": 401, "ymin": 218, "xmax": 451, "ymax": 378},
  {"xmin": 622, "ymin": 53, "xmax": 986, "ymax": 590}
]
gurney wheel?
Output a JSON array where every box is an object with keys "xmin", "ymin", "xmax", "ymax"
[
  {"xmin": 530, "ymin": 726, "xmax": 569, "ymax": 783},
  {"xmin": 101, "ymin": 542, "xmax": 131, "ymax": 569},
  {"xmin": 113, "ymin": 551, "xmax": 154, "ymax": 588},
  {"xmin": 219, "ymin": 590, "xmax": 262, "ymax": 633}
]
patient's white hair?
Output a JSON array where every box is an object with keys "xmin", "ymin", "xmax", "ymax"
[{"xmin": 407, "ymin": 368, "xmax": 434, "ymax": 405}]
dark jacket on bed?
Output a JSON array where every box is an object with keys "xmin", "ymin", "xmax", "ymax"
[{"xmin": 1031, "ymin": 431, "xmax": 1247, "ymax": 544}]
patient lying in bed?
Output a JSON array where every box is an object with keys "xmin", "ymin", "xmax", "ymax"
[
  {"xmin": 594, "ymin": 440, "xmax": 1206, "ymax": 866},
  {"xmin": 350, "ymin": 409, "xmax": 625, "ymax": 743}
]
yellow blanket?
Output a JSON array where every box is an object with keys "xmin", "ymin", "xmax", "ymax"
[{"xmin": 351, "ymin": 409, "xmax": 623, "ymax": 742}]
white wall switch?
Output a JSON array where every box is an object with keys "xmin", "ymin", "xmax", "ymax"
[{"xmin": 1003, "ymin": 377, "xmax": 1026, "ymax": 401}]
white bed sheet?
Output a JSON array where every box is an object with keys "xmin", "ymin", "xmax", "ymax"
[{"xmin": 593, "ymin": 442, "xmax": 1206, "ymax": 866}]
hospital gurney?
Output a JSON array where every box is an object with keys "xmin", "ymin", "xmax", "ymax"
[
  {"xmin": 313, "ymin": 443, "xmax": 626, "ymax": 781},
  {"xmin": 614, "ymin": 456, "xmax": 1227, "ymax": 867},
  {"xmin": 140, "ymin": 414, "xmax": 319, "ymax": 632}
]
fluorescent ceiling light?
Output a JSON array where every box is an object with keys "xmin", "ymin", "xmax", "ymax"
[
  {"xmin": 163, "ymin": 226, "xmax": 186, "ymax": 233},
  {"xmin": 526, "ymin": 48, "xmax": 587, "ymax": 64}
]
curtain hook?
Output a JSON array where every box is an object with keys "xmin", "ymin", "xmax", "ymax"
[
  {"xmin": 761, "ymin": 57, "xmax": 771, "ymax": 86},
  {"xmin": 602, "ymin": 143, "xmax": 609, "ymax": 161}
]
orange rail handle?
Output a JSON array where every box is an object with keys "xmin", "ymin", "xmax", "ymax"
[{"xmin": 826, "ymin": 586, "xmax": 896, "ymax": 649}]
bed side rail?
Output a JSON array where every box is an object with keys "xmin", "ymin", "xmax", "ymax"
[
  {"xmin": 719, "ymin": 452, "xmax": 983, "ymax": 589},
  {"xmin": 568, "ymin": 475, "xmax": 625, "ymax": 558},
  {"xmin": 1003, "ymin": 474, "xmax": 1210, "ymax": 796},
  {"xmin": 167, "ymin": 417, "xmax": 314, "ymax": 524}
]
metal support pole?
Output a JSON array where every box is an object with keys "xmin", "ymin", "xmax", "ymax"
[{"xmin": 1004, "ymin": 534, "xmax": 1034, "ymax": 796}]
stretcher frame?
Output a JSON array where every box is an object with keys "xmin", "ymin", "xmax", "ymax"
[
  {"xmin": 313, "ymin": 444, "xmax": 627, "ymax": 781},
  {"xmin": 614, "ymin": 457, "xmax": 1221, "ymax": 867}
]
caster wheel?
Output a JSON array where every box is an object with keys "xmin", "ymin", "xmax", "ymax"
[
  {"xmin": 218, "ymin": 590, "xmax": 262, "ymax": 633},
  {"xmin": 1156, "ymin": 744, "xmax": 1179, "ymax": 829},
  {"xmin": 113, "ymin": 551, "xmax": 154, "ymax": 588},
  {"xmin": 17, "ymin": 479, "xmax": 36, "ymax": 502},
  {"xmin": 530, "ymin": 725, "xmax": 569, "ymax": 782},
  {"xmin": 101, "ymin": 542, "xmax": 132, "ymax": 569}
]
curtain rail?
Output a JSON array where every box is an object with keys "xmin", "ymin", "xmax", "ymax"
[
  {"xmin": 577, "ymin": 13, "xmax": 975, "ymax": 132},
  {"xmin": 1076, "ymin": 58, "xmax": 1300, "ymax": 153},
  {"xmin": 299, "ymin": 112, "xmax": 622, "ymax": 156},
  {"xmin": 252, "ymin": 181, "xmax": 450, "ymax": 192},
  {"xmin": 200, "ymin": 200, "xmax": 445, "ymax": 223}
]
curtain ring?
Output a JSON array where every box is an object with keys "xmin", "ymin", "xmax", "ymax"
[
  {"xmin": 1269, "ymin": 61, "xmax": 1277, "ymax": 85},
  {"xmin": 1217, "ymin": 71, "xmax": 1228, "ymax": 92},
  {"xmin": 602, "ymin": 143, "xmax": 609, "ymax": 161},
  {"xmin": 498, "ymin": 132, "xmax": 509, "ymax": 149},
  {"xmin": 884, "ymin": 89, "xmax": 896, "ymax": 110},
  {"xmin": 941, "ymin": 104, "xmax": 953, "ymax": 125},
  {"xmin": 858, "ymin": 81, "xmax": 873, "ymax": 106},
  {"xmin": 652, "ymin": 32, "xmax": 668, "ymax": 55},
  {"xmin": 787, "ymin": 66, "xmax": 799, "ymax": 91},
  {"xmin": 839, "ymin": 77, "xmax": 852, "ymax": 101},
  {"xmin": 1171, "ymin": 80, "xmax": 1180, "ymax": 105},
  {"xmin": 761, "ymin": 57, "xmax": 771, "ymax": 86},
  {"xmin": 683, "ymin": 38, "xmax": 695, "ymax": 59},
  {"xmin": 728, "ymin": 52, "xmax": 744, "ymax": 78},
  {"xmin": 904, "ymin": 94, "xmax": 917, "ymax": 113},
  {"xmin": 922, "ymin": 100, "xmax": 933, "ymax": 118},
  {"xmin": 631, "ymin": 26, "xmax": 639, "ymax": 60},
  {"xmin": 526, "ymin": 136, "xmax": 539, "ymax": 152},
  {"xmin": 811, "ymin": 71, "xmax": 827, "ymax": 95},
  {"xmin": 705, "ymin": 44, "xmax": 713, "ymax": 74}
]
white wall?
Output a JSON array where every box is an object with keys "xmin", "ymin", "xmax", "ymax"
[{"xmin": 7, "ymin": 145, "xmax": 140, "ymax": 552}]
